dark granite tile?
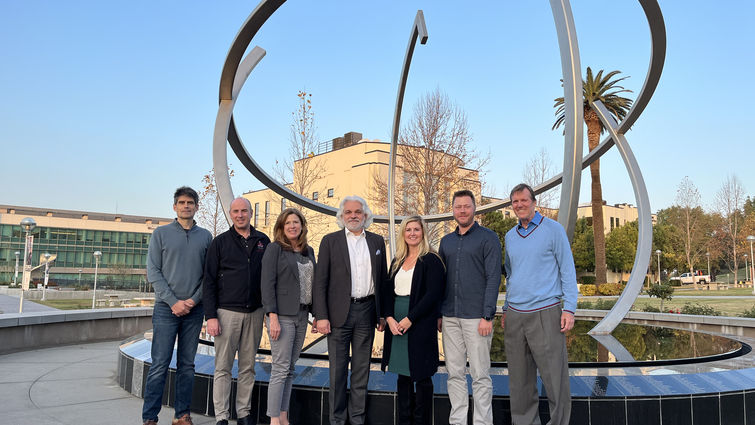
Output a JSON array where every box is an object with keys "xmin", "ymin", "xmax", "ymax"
[
  {"xmin": 321, "ymin": 388, "xmax": 330, "ymax": 425},
  {"xmin": 539, "ymin": 399, "xmax": 551, "ymax": 424},
  {"xmin": 692, "ymin": 395, "xmax": 719, "ymax": 425},
  {"xmin": 746, "ymin": 391, "xmax": 755, "ymax": 424},
  {"xmin": 288, "ymin": 388, "xmax": 325, "ymax": 425},
  {"xmin": 492, "ymin": 397, "xmax": 511, "ymax": 425},
  {"xmin": 589, "ymin": 399, "xmax": 626, "ymax": 425},
  {"xmin": 117, "ymin": 354, "xmax": 124, "ymax": 388},
  {"xmin": 190, "ymin": 375, "xmax": 210, "ymax": 416},
  {"xmin": 661, "ymin": 397, "xmax": 691, "ymax": 425},
  {"xmin": 626, "ymin": 398, "xmax": 660, "ymax": 425},
  {"xmin": 569, "ymin": 399, "xmax": 589, "ymax": 425},
  {"xmin": 255, "ymin": 383, "xmax": 267, "ymax": 424},
  {"xmin": 142, "ymin": 363, "xmax": 149, "ymax": 396},
  {"xmin": 366, "ymin": 393, "xmax": 395, "ymax": 425},
  {"xmin": 124, "ymin": 357, "xmax": 133, "ymax": 393},
  {"xmin": 720, "ymin": 392, "xmax": 744, "ymax": 425},
  {"xmin": 207, "ymin": 379, "xmax": 214, "ymax": 418},
  {"xmin": 434, "ymin": 395, "xmax": 451, "ymax": 425},
  {"xmin": 164, "ymin": 369, "xmax": 175, "ymax": 407}
]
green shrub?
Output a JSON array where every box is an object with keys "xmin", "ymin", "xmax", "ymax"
[
  {"xmin": 641, "ymin": 305, "xmax": 661, "ymax": 313},
  {"xmin": 580, "ymin": 275, "xmax": 596, "ymax": 285},
  {"xmin": 579, "ymin": 284, "xmax": 596, "ymax": 296},
  {"xmin": 740, "ymin": 305, "xmax": 755, "ymax": 318},
  {"xmin": 681, "ymin": 303, "xmax": 721, "ymax": 316},
  {"xmin": 577, "ymin": 300, "xmax": 593, "ymax": 309},
  {"xmin": 577, "ymin": 299, "xmax": 616, "ymax": 310}
]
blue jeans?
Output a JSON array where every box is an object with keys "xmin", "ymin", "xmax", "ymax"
[{"xmin": 142, "ymin": 301, "xmax": 204, "ymax": 422}]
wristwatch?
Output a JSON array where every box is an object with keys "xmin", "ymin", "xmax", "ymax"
[{"xmin": 483, "ymin": 315, "xmax": 493, "ymax": 321}]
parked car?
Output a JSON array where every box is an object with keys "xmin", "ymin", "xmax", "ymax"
[{"xmin": 670, "ymin": 271, "xmax": 709, "ymax": 285}]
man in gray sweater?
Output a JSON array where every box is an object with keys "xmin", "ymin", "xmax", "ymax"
[{"xmin": 142, "ymin": 186, "xmax": 212, "ymax": 425}]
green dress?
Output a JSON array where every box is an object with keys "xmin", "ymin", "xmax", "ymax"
[{"xmin": 388, "ymin": 295, "xmax": 411, "ymax": 376}]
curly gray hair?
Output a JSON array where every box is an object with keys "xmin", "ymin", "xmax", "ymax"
[{"xmin": 335, "ymin": 195, "xmax": 374, "ymax": 229}]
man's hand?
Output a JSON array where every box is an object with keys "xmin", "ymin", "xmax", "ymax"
[
  {"xmin": 560, "ymin": 312, "xmax": 575, "ymax": 333},
  {"xmin": 478, "ymin": 318, "xmax": 493, "ymax": 336},
  {"xmin": 171, "ymin": 300, "xmax": 191, "ymax": 316},
  {"xmin": 267, "ymin": 313, "xmax": 281, "ymax": 341},
  {"xmin": 397, "ymin": 317, "xmax": 412, "ymax": 334},
  {"xmin": 500, "ymin": 312, "xmax": 506, "ymax": 329},
  {"xmin": 437, "ymin": 318, "xmax": 442, "ymax": 333},
  {"xmin": 311, "ymin": 319, "xmax": 319, "ymax": 333},
  {"xmin": 377, "ymin": 318, "xmax": 386, "ymax": 332},
  {"xmin": 316, "ymin": 319, "xmax": 331, "ymax": 335},
  {"xmin": 206, "ymin": 318, "xmax": 221, "ymax": 337},
  {"xmin": 185, "ymin": 299, "xmax": 196, "ymax": 309}
]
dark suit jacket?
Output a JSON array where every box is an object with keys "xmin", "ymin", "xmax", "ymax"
[
  {"xmin": 313, "ymin": 228, "xmax": 388, "ymax": 328},
  {"xmin": 380, "ymin": 253, "xmax": 445, "ymax": 380},
  {"xmin": 261, "ymin": 241, "xmax": 316, "ymax": 316}
]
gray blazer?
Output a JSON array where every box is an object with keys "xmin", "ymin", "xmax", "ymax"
[{"xmin": 261, "ymin": 241, "xmax": 316, "ymax": 316}]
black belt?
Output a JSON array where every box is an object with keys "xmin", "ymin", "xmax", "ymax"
[{"xmin": 351, "ymin": 294, "xmax": 374, "ymax": 304}]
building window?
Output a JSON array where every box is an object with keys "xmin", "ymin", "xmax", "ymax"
[
  {"xmin": 254, "ymin": 202, "xmax": 260, "ymax": 228},
  {"xmin": 313, "ymin": 192, "xmax": 319, "ymax": 201},
  {"xmin": 281, "ymin": 198, "xmax": 287, "ymax": 212},
  {"xmin": 327, "ymin": 188, "xmax": 334, "ymax": 198},
  {"xmin": 264, "ymin": 201, "xmax": 270, "ymax": 226}
]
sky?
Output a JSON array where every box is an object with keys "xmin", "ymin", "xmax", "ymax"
[{"xmin": 1, "ymin": 1, "xmax": 754, "ymax": 219}]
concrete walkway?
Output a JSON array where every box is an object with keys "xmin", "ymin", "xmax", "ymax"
[
  {"xmin": 0, "ymin": 293, "xmax": 58, "ymax": 314},
  {"xmin": 0, "ymin": 340, "xmax": 213, "ymax": 425}
]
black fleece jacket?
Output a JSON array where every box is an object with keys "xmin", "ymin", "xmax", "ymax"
[{"xmin": 202, "ymin": 226, "xmax": 270, "ymax": 319}]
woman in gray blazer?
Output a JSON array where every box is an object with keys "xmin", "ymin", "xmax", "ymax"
[{"xmin": 261, "ymin": 208, "xmax": 316, "ymax": 425}]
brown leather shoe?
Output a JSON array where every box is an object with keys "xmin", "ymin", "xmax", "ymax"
[{"xmin": 172, "ymin": 414, "xmax": 194, "ymax": 425}]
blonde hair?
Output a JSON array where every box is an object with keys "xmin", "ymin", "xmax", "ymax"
[
  {"xmin": 273, "ymin": 208, "xmax": 309, "ymax": 252},
  {"xmin": 390, "ymin": 215, "xmax": 432, "ymax": 275}
]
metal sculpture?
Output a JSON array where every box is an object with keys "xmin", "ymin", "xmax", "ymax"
[{"xmin": 211, "ymin": 0, "xmax": 665, "ymax": 335}]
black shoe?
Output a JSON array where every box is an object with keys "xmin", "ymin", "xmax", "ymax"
[
  {"xmin": 236, "ymin": 416, "xmax": 254, "ymax": 425},
  {"xmin": 216, "ymin": 420, "xmax": 228, "ymax": 425}
]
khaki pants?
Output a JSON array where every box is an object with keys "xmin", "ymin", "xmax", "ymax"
[
  {"xmin": 442, "ymin": 316, "xmax": 493, "ymax": 425},
  {"xmin": 213, "ymin": 308, "xmax": 264, "ymax": 421}
]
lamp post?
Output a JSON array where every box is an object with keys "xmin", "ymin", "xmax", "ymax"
[
  {"xmin": 92, "ymin": 251, "xmax": 102, "ymax": 309},
  {"xmin": 78, "ymin": 269, "xmax": 83, "ymax": 287},
  {"xmin": 706, "ymin": 252, "xmax": 711, "ymax": 279},
  {"xmin": 13, "ymin": 251, "xmax": 20, "ymax": 287},
  {"xmin": 748, "ymin": 235, "xmax": 755, "ymax": 294},
  {"xmin": 655, "ymin": 249, "xmax": 662, "ymax": 284},
  {"xmin": 19, "ymin": 217, "xmax": 36, "ymax": 313},
  {"xmin": 42, "ymin": 253, "xmax": 51, "ymax": 301},
  {"xmin": 745, "ymin": 254, "xmax": 750, "ymax": 283}
]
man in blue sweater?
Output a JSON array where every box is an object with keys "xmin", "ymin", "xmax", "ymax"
[
  {"xmin": 142, "ymin": 187, "xmax": 213, "ymax": 425},
  {"xmin": 439, "ymin": 189, "xmax": 502, "ymax": 425},
  {"xmin": 502, "ymin": 183, "xmax": 578, "ymax": 425}
]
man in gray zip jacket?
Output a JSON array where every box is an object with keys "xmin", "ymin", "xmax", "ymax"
[{"xmin": 142, "ymin": 186, "xmax": 212, "ymax": 425}]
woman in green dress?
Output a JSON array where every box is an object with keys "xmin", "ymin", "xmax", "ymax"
[{"xmin": 381, "ymin": 216, "xmax": 446, "ymax": 425}]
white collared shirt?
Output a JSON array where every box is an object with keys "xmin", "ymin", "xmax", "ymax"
[{"xmin": 345, "ymin": 227, "xmax": 373, "ymax": 298}]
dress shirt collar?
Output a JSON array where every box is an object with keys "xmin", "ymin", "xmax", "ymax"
[{"xmin": 345, "ymin": 227, "xmax": 366, "ymax": 239}]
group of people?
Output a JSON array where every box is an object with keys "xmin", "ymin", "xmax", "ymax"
[{"xmin": 141, "ymin": 183, "xmax": 578, "ymax": 425}]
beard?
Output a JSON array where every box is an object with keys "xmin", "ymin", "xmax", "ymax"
[{"xmin": 345, "ymin": 219, "xmax": 364, "ymax": 233}]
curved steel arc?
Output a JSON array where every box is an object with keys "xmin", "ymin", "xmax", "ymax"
[
  {"xmin": 388, "ymin": 10, "xmax": 428, "ymax": 256},
  {"xmin": 549, "ymin": 0, "xmax": 583, "ymax": 241},
  {"xmin": 588, "ymin": 99, "xmax": 653, "ymax": 335}
]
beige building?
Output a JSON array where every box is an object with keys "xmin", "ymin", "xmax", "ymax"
[
  {"xmin": 244, "ymin": 132, "xmax": 481, "ymax": 250},
  {"xmin": 0, "ymin": 205, "xmax": 171, "ymax": 287},
  {"xmin": 576, "ymin": 202, "xmax": 657, "ymax": 234}
]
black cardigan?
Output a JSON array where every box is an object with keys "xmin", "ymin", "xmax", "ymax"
[{"xmin": 381, "ymin": 252, "xmax": 446, "ymax": 380}]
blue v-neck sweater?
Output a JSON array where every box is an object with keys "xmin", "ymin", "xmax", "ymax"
[{"xmin": 503, "ymin": 212, "xmax": 578, "ymax": 314}]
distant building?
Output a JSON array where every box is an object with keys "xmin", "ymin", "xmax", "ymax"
[
  {"xmin": 0, "ymin": 205, "xmax": 172, "ymax": 288},
  {"xmin": 576, "ymin": 202, "xmax": 657, "ymax": 234},
  {"xmin": 244, "ymin": 131, "xmax": 481, "ymax": 249}
]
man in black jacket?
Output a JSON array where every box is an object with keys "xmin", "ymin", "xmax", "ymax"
[{"xmin": 203, "ymin": 197, "xmax": 270, "ymax": 425}]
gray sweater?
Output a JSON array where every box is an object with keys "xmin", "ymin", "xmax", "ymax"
[
  {"xmin": 439, "ymin": 221, "xmax": 502, "ymax": 319},
  {"xmin": 147, "ymin": 220, "xmax": 212, "ymax": 307}
]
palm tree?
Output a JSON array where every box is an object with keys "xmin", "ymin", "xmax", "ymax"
[{"xmin": 553, "ymin": 67, "xmax": 633, "ymax": 288}]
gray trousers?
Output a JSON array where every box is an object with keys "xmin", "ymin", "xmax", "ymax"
[
  {"xmin": 213, "ymin": 308, "xmax": 264, "ymax": 421},
  {"xmin": 504, "ymin": 306, "xmax": 571, "ymax": 425},
  {"xmin": 441, "ymin": 316, "xmax": 493, "ymax": 425},
  {"xmin": 327, "ymin": 300, "xmax": 376, "ymax": 425},
  {"xmin": 266, "ymin": 307, "xmax": 309, "ymax": 418}
]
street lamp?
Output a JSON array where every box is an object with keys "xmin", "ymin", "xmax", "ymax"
[
  {"xmin": 42, "ymin": 253, "xmax": 51, "ymax": 301},
  {"xmin": 19, "ymin": 217, "xmax": 36, "ymax": 313},
  {"xmin": 13, "ymin": 251, "xmax": 20, "ymax": 287},
  {"xmin": 706, "ymin": 252, "xmax": 711, "ymax": 279},
  {"xmin": 655, "ymin": 250, "xmax": 662, "ymax": 284},
  {"xmin": 748, "ymin": 235, "xmax": 755, "ymax": 294},
  {"xmin": 745, "ymin": 254, "xmax": 750, "ymax": 283},
  {"xmin": 92, "ymin": 251, "xmax": 102, "ymax": 309}
]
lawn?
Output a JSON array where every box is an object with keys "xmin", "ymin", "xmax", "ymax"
[
  {"xmin": 579, "ymin": 296, "xmax": 755, "ymax": 317},
  {"xmin": 32, "ymin": 299, "xmax": 98, "ymax": 310}
]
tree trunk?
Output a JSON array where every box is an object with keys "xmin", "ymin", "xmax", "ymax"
[{"xmin": 586, "ymin": 112, "xmax": 607, "ymax": 288}]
